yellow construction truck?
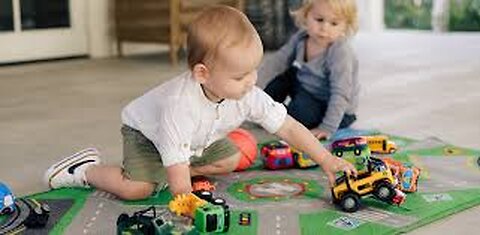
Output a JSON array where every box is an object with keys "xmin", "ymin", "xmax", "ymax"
[{"xmin": 332, "ymin": 158, "xmax": 406, "ymax": 212}]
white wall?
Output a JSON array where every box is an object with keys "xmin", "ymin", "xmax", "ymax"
[{"xmin": 357, "ymin": 1, "xmax": 385, "ymax": 32}]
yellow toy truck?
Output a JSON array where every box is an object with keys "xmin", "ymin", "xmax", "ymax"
[
  {"xmin": 365, "ymin": 135, "xmax": 398, "ymax": 154},
  {"xmin": 332, "ymin": 158, "xmax": 406, "ymax": 212}
]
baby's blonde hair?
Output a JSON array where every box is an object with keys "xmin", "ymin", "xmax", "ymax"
[
  {"xmin": 292, "ymin": 0, "xmax": 358, "ymax": 36},
  {"xmin": 187, "ymin": 5, "xmax": 259, "ymax": 70}
]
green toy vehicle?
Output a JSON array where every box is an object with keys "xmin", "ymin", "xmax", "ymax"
[
  {"xmin": 331, "ymin": 137, "xmax": 372, "ymax": 171},
  {"xmin": 116, "ymin": 207, "xmax": 157, "ymax": 235},
  {"xmin": 193, "ymin": 191, "xmax": 230, "ymax": 233},
  {"xmin": 116, "ymin": 207, "xmax": 198, "ymax": 235}
]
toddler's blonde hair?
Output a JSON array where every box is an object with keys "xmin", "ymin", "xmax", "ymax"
[
  {"xmin": 187, "ymin": 5, "xmax": 259, "ymax": 70},
  {"xmin": 292, "ymin": 0, "xmax": 358, "ymax": 36}
]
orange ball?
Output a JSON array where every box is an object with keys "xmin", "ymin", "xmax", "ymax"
[{"xmin": 227, "ymin": 128, "xmax": 258, "ymax": 171}]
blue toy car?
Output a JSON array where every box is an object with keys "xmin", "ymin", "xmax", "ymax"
[{"xmin": 0, "ymin": 182, "xmax": 16, "ymax": 214}]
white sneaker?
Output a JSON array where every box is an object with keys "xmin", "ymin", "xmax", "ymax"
[{"xmin": 44, "ymin": 148, "xmax": 101, "ymax": 189}]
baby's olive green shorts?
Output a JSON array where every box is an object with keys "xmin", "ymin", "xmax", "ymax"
[{"xmin": 121, "ymin": 125, "xmax": 238, "ymax": 187}]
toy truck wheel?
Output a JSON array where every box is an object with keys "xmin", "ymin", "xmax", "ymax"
[
  {"xmin": 41, "ymin": 203, "xmax": 50, "ymax": 213},
  {"xmin": 116, "ymin": 213, "xmax": 130, "ymax": 226},
  {"xmin": 353, "ymin": 148, "xmax": 362, "ymax": 156},
  {"xmin": 212, "ymin": 198, "xmax": 226, "ymax": 206},
  {"xmin": 339, "ymin": 193, "xmax": 361, "ymax": 213},
  {"xmin": 373, "ymin": 181, "xmax": 395, "ymax": 202},
  {"xmin": 335, "ymin": 151, "xmax": 343, "ymax": 157},
  {"xmin": 194, "ymin": 190, "xmax": 213, "ymax": 202},
  {"xmin": 389, "ymin": 148, "xmax": 396, "ymax": 154}
]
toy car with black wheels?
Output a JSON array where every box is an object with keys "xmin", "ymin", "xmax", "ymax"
[
  {"xmin": 21, "ymin": 198, "xmax": 50, "ymax": 228},
  {"xmin": 365, "ymin": 135, "xmax": 398, "ymax": 154},
  {"xmin": 331, "ymin": 137, "xmax": 371, "ymax": 171},
  {"xmin": 116, "ymin": 206, "xmax": 157, "ymax": 235},
  {"xmin": 192, "ymin": 191, "xmax": 230, "ymax": 233},
  {"xmin": 291, "ymin": 148, "xmax": 318, "ymax": 169},
  {"xmin": 261, "ymin": 141, "xmax": 294, "ymax": 170},
  {"xmin": 0, "ymin": 182, "xmax": 15, "ymax": 215},
  {"xmin": 332, "ymin": 158, "xmax": 405, "ymax": 212}
]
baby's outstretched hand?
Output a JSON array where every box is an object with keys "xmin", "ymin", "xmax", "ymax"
[
  {"xmin": 321, "ymin": 156, "xmax": 357, "ymax": 187},
  {"xmin": 310, "ymin": 128, "xmax": 330, "ymax": 140}
]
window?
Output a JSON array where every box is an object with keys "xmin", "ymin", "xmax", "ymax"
[{"xmin": 0, "ymin": 0, "xmax": 14, "ymax": 32}]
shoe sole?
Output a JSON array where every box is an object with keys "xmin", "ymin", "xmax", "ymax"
[{"xmin": 45, "ymin": 148, "xmax": 100, "ymax": 188}]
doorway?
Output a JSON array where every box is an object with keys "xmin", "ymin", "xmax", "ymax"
[{"xmin": 0, "ymin": 0, "xmax": 88, "ymax": 64}]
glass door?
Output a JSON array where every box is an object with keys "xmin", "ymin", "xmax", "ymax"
[{"xmin": 0, "ymin": 0, "xmax": 87, "ymax": 64}]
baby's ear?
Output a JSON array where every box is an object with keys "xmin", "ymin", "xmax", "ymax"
[{"xmin": 192, "ymin": 63, "xmax": 209, "ymax": 84}]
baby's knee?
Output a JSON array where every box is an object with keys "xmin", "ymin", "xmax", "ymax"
[
  {"xmin": 117, "ymin": 182, "xmax": 155, "ymax": 200},
  {"xmin": 214, "ymin": 152, "xmax": 241, "ymax": 172}
]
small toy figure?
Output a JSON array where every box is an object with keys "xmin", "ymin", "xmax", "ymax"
[
  {"xmin": 365, "ymin": 135, "xmax": 398, "ymax": 154},
  {"xmin": 0, "ymin": 182, "xmax": 15, "ymax": 215},
  {"xmin": 331, "ymin": 136, "xmax": 371, "ymax": 171},
  {"xmin": 332, "ymin": 157, "xmax": 406, "ymax": 212},
  {"xmin": 238, "ymin": 212, "xmax": 251, "ymax": 226},
  {"xmin": 382, "ymin": 157, "xmax": 421, "ymax": 193},
  {"xmin": 261, "ymin": 141, "xmax": 295, "ymax": 170}
]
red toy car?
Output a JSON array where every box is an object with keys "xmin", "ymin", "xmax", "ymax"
[
  {"xmin": 191, "ymin": 176, "xmax": 215, "ymax": 192},
  {"xmin": 261, "ymin": 141, "xmax": 294, "ymax": 170}
]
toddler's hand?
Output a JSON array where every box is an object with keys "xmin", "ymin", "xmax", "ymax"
[
  {"xmin": 320, "ymin": 155, "xmax": 357, "ymax": 187},
  {"xmin": 310, "ymin": 128, "xmax": 330, "ymax": 140}
]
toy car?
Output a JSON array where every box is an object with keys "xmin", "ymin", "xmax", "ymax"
[
  {"xmin": 332, "ymin": 157, "xmax": 405, "ymax": 212},
  {"xmin": 0, "ymin": 182, "xmax": 15, "ymax": 215},
  {"xmin": 365, "ymin": 135, "xmax": 398, "ymax": 154},
  {"xmin": 382, "ymin": 157, "xmax": 421, "ymax": 192},
  {"xmin": 331, "ymin": 136, "xmax": 367, "ymax": 148},
  {"xmin": 261, "ymin": 141, "xmax": 294, "ymax": 170},
  {"xmin": 192, "ymin": 191, "xmax": 230, "ymax": 233},
  {"xmin": 291, "ymin": 148, "xmax": 318, "ymax": 168},
  {"xmin": 331, "ymin": 137, "xmax": 371, "ymax": 171},
  {"xmin": 238, "ymin": 212, "xmax": 251, "ymax": 226},
  {"xmin": 169, "ymin": 191, "xmax": 230, "ymax": 233},
  {"xmin": 117, "ymin": 206, "xmax": 157, "ymax": 235},
  {"xmin": 191, "ymin": 176, "xmax": 215, "ymax": 192},
  {"xmin": 22, "ymin": 198, "xmax": 50, "ymax": 228},
  {"xmin": 117, "ymin": 206, "xmax": 198, "ymax": 235}
]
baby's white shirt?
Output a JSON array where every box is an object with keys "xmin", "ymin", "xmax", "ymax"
[{"xmin": 122, "ymin": 71, "xmax": 287, "ymax": 167}]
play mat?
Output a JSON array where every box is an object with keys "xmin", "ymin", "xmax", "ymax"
[{"xmin": 1, "ymin": 128, "xmax": 479, "ymax": 234}]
